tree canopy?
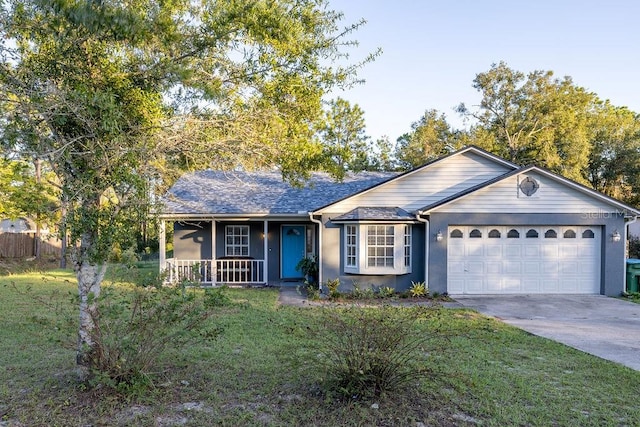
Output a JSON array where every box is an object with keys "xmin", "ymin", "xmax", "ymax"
[
  {"xmin": 394, "ymin": 62, "xmax": 640, "ymax": 206},
  {"xmin": 0, "ymin": 0, "xmax": 372, "ymax": 375}
]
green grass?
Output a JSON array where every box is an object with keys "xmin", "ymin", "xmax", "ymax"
[{"xmin": 2, "ymin": 266, "xmax": 640, "ymax": 426}]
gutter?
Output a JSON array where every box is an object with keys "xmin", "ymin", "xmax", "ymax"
[
  {"xmin": 415, "ymin": 212, "xmax": 430, "ymax": 287},
  {"xmin": 309, "ymin": 212, "xmax": 323, "ymax": 291}
]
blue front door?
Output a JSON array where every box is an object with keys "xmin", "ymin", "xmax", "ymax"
[{"xmin": 281, "ymin": 225, "xmax": 306, "ymax": 278}]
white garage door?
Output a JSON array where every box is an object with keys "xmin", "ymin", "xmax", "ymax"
[{"xmin": 447, "ymin": 226, "xmax": 601, "ymax": 294}]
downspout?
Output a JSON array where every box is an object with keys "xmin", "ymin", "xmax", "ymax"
[
  {"xmin": 416, "ymin": 211, "xmax": 429, "ymax": 287},
  {"xmin": 309, "ymin": 212, "xmax": 323, "ymax": 291}
]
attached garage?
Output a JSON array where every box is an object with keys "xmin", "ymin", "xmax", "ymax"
[{"xmin": 447, "ymin": 225, "xmax": 601, "ymax": 294}]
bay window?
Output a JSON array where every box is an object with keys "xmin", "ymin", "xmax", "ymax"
[{"xmin": 344, "ymin": 223, "xmax": 412, "ymax": 275}]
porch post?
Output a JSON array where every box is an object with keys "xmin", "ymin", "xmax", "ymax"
[
  {"xmin": 263, "ymin": 219, "xmax": 269, "ymax": 285},
  {"xmin": 159, "ymin": 219, "xmax": 166, "ymax": 275},
  {"xmin": 211, "ymin": 219, "xmax": 216, "ymax": 285}
]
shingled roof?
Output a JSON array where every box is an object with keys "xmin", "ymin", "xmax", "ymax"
[
  {"xmin": 161, "ymin": 170, "xmax": 398, "ymax": 216},
  {"xmin": 331, "ymin": 207, "xmax": 416, "ymax": 222}
]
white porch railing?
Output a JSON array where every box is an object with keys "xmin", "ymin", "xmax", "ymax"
[{"xmin": 164, "ymin": 258, "xmax": 265, "ymax": 286}]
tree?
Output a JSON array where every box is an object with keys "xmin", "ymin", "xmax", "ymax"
[
  {"xmin": 0, "ymin": 0, "xmax": 369, "ymax": 378},
  {"xmin": 0, "ymin": 158, "xmax": 58, "ymax": 231},
  {"xmin": 367, "ymin": 136, "xmax": 398, "ymax": 171},
  {"xmin": 458, "ymin": 62, "xmax": 597, "ymax": 182},
  {"xmin": 394, "ymin": 109, "xmax": 458, "ymax": 170},
  {"xmin": 316, "ymin": 97, "xmax": 371, "ymax": 178},
  {"xmin": 586, "ymin": 104, "xmax": 640, "ymax": 205}
]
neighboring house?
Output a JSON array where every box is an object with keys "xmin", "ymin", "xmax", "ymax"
[
  {"xmin": 159, "ymin": 146, "xmax": 640, "ymax": 296},
  {"xmin": 0, "ymin": 217, "xmax": 47, "ymax": 233}
]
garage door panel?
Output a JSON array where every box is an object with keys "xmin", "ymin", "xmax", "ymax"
[
  {"xmin": 542, "ymin": 278, "xmax": 560, "ymax": 292},
  {"xmin": 485, "ymin": 245, "xmax": 502, "ymax": 257},
  {"xmin": 464, "ymin": 277, "xmax": 484, "ymax": 292},
  {"xmin": 524, "ymin": 245, "xmax": 541, "ymax": 257},
  {"xmin": 504, "ymin": 260, "xmax": 522, "ymax": 274},
  {"xmin": 447, "ymin": 226, "xmax": 600, "ymax": 295},
  {"xmin": 486, "ymin": 261, "xmax": 502, "ymax": 275},
  {"xmin": 486, "ymin": 278, "xmax": 502, "ymax": 291},
  {"xmin": 559, "ymin": 245, "xmax": 579, "ymax": 258},
  {"xmin": 466, "ymin": 245, "xmax": 484, "ymax": 258},
  {"xmin": 504, "ymin": 245, "xmax": 522, "ymax": 258},
  {"xmin": 543, "ymin": 261, "xmax": 559, "ymax": 273},
  {"xmin": 522, "ymin": 277, "xmax": 540, "ymax": 292},
  {"xmin": 560, "ymin": 260, "xmax": 579, "ymax": 274},
  {"xmin": 524, "ymin": 261, "xmax": 541, "ymax": 274},
  {"xmin": 503, "ymin": 277, "xmax": 521, "ymax": 292}
]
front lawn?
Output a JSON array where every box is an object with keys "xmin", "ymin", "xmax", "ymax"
[{"xmin": 1, "ymin": 267, "xmax": 639, "ymax": 426}]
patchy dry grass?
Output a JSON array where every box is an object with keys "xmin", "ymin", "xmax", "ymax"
[{"xmin": 1, "ymin": 266, "xmax": 640, "ymax": 426}]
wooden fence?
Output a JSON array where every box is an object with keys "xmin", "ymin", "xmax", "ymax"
[{"xmin": 0, "ymin": 232, "xmax": 61, "ymax": 258}]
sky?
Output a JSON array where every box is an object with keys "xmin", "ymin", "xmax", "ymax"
[{"xmin": 328, "ymin": 0, "xmax": 640, "ymax": 141}]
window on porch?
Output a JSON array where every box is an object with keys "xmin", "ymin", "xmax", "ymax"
[{"xmin": 225, "ymin": 225, "xmax": 249, "ymax": 256}]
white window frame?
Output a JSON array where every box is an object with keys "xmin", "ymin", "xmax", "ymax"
[
  {"xmin": 346, "ymin": 225, "xmax": 358, "ymax": 268},
  {"xmin": 225, "ymin": 225, "xmax": 250, "ymax": 257},
  {"xmin": 404, "ymin": 225, "xmax": 412, "ymax": 268},
  {"xmin": 344, "ymin": 223, "xmax": 412, "ymax": 275}
]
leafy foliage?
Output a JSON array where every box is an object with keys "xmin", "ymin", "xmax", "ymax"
[
  {"xmin": 325, "ymin": 277, "xmax": 341, "ymax": 299},
  {"xmin": 394, "ymin": 109, "xmax": 460, "ymax": 169},
  {"xmin": 409, "ymin": 281, "xmax": 428, "ymax": 297},
  {"xmin": 313, "ymin": 306, "xmax": 429, "ymax": 400},
  {"xmin": 0, "ymin": 0, "xmax": 373, "ymax": 372},
  {"xmin": 0, "ymin": 159, "xmax": 59, "ymax": 227},
  {"xmin": 87, "ymin": 283, "xmax": 228, "ymax": 393},
  {"xmin": 629, "ymin": 235, "xmax": 640, "ymax": 259}
]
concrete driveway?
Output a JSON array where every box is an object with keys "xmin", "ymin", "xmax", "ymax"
[{"xmin": 453, "ymin": 295, "xmax": 640, "ymax": 371}]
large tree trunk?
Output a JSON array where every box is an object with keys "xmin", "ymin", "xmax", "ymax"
[{"xmin": 73, "ymin": 232, "xmax": 107, "ymax": 380}]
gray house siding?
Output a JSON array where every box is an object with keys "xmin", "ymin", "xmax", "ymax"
[
  {"xmin": 320, "ymin": 214, "xmax": 426, "ymax": 292},
  {"xmin": 174, "ymin": 221, "xmax": 212, "ymax": 260},
  {"xmin": 214, "ymin": 222, "xmax": 265, "ymax": 260},
  {"xmin": 173, "ymin": 220, "xmax": 317, "ymax": 283},
  {"xmin": 428, "ymin": 212, "xmax": 626, "ymax": 296}
]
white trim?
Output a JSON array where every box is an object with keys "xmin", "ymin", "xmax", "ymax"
[
  {"xmin": 158, "ymin": 213, "xmax": 309, "ymax": 220},
  {"xmin": 343, "ymin": 223, "xmax": 412, "ymax": 275},
  {"xmin": 225, "ymin": 225, "xmax": 250, "ymax": 257},
  {"xmin": 159, "ymin": 220, "xmax": 166, "ymax": 275},
  {"xmin": 263, "ymin": 220, "xmax": 268, "ymax": 285}
]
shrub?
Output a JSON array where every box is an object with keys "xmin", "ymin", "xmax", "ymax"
[
  {"xmin": 313, "ymin": 305, "xmax": 429, "ymax": 400},
  {"xmin": 378, "ymin": 286, "xmax": 396, "ymax": 298},
  {"xmin": 350, "ymin": 282, "xmax": 376, "ymax": 300},
  {"xmin": 296, "ymin": 256, "xmax": 318, "ymax": 284},
  {"xmin": 409, "ymin": 281, "xmax": 428, "ymax": 297},
  {"xmin": 325, "ymin": 278, "xmax": 341, "ymax": 299},
  {"xmin": 299, "ymin": 280, "xmax": 320, "ymax": 300},
  {"xmin": 87, "ymin": 283, "xmax": 226, "ymax": 393},
  {"xmin": 120, "ymin": 246, "xmax": 139, "ymax": 267},
  {"xmin": 630, "ymin": 236, "xmax": 640, "ymax": 259}
]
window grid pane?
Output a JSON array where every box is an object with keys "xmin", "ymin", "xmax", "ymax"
[
  {"xmin": 404, "ymin": 225, "xmax": 411, "ymax": 267},
  {"xmin": 366, "ymin": 225, "xmax": 394, "ymax": 268},
  {"xmin": 346, "ymin": 225, "xmax": 357, "ymax": 267},
  {"xmin": 225, "ymin": 225, "xmax": 250, "ymax": 257}
]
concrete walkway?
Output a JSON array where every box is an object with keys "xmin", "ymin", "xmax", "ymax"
[
  {"xmin": 453, "ymin": 295, "xmax": 640, "ymax": 371},
  {"xmin": 277, "ymin": 286, "xmax": 313, "ymax": 307}
]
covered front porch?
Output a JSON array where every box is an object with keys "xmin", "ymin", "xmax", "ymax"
[
  {"xmin": 164, "ymin": 257, "xmax": 265, "ymax": 286},
  {"xmin": 158, "ymin": 216, "xmax": 317, "ymax": 286}
]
